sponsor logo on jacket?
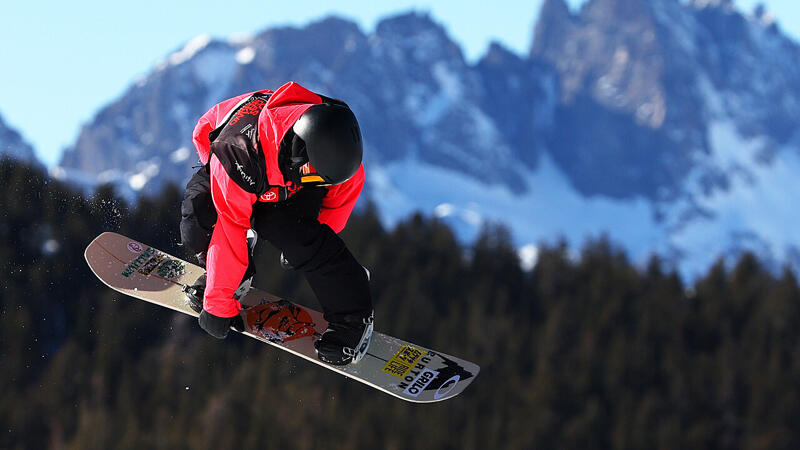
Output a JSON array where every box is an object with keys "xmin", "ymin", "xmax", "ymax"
[
  {"xmin": 258, "ymin": 185, "xmax": 302, "ymax": 203},
  {"xmin": 229, "ymin": 98, "xmax": 266, "ymax": 125},
  {"xmin": 234, "ymin": 162, "xmax": 256, "ymax": 187}
]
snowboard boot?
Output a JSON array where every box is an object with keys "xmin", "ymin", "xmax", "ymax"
[
  {"xmin": 184, "ymin": 272, "xmax": 207, "ymax": 313},
  {"xmin": 315, "ymin": 311, "xmax": 374, "ymax": 365}
]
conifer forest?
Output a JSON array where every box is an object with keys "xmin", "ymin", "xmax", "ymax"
[{"xmin": 2, "ymin": 158, "xmax": 799, "ymax": 449}]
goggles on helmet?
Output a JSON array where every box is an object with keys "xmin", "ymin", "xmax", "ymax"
[{"xmin": 298, "ymin": 161, "xmax": 331, "ymax": 185}]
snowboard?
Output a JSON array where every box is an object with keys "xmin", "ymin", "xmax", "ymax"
[{"xmin": 84, "ymin": 232, "xmax": 479, "ymax": 403}]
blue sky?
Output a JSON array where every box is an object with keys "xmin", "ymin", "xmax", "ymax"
[{"xmin": 1, "ymin": 0, "xmax": 798, "ymax": 166}]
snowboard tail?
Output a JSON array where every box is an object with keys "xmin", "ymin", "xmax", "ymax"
[{"xmin": 84, "ymin": 232, "xmax": 479, "ymax": 403}]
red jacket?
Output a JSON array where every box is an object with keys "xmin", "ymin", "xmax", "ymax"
[{"xmin": 192, "ymin": 82, "xmax": 365, "ymax": 318}]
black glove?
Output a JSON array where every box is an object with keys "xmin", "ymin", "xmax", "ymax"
[{"xmin": 198, "ymin": 309, "xmax": 245, "ymax": 339}]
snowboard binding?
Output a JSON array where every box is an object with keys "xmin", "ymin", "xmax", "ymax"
[{"xmin": 315, "ymin": 311, "xmax": 374, "ymax": 365}]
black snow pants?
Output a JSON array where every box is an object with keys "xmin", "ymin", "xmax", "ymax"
[{"xmin": 179, "ymin": 167, "xmax": 372, "ymax": 323}]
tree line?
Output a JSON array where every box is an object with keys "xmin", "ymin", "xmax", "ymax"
[{"xmin": 1, "ymin": 157, "xmax": 799, "ymax": 449}]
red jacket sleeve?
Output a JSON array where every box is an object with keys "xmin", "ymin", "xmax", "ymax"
[
  {"xmin": 318, "ymin": 164, "xmax": 365, "ymax": 233},
  {"xmin": 204, "ymin": 154, "xmax": 257, "ymax": 318}
]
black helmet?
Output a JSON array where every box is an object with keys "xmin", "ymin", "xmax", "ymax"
[{"xmin": 292, "ymin": 103, "xmax": 363, "ymax": 185}]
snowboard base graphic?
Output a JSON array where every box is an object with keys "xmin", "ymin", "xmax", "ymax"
[{"xmin": 84, "ymin": 232, "xmax": 479, "ymax": 403}]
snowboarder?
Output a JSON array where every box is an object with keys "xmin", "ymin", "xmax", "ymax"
[{"xmin": 179, "ymin": 81, "xmax": 373, "ymax": 365}]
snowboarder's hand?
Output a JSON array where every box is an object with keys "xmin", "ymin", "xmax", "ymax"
[{"xmin": 198, "ymin": 310, "xmax": 245, "ymax": 339}]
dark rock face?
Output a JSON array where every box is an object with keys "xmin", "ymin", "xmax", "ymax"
[
  {"xmin": 531, "ymin": 0, "xmax": 800, "ymax": 200},
  {"xmin": 0, "ymin": 113, "xmax": 37, "ymax": 163}
]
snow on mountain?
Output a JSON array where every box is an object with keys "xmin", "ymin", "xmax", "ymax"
[
  {"xmin": 664, "ymin": 118, "xmax": 800, "ymax": 276},
  {"xmin": 371, "ymin": 154, "xmax": 661, "ymax": 261},
  {"xmin": 55, "ymin": 3, "xmax": 800, "ymax": 279}
]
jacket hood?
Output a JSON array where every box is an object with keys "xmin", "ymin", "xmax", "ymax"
[{"xmin": 257, "ymin": 82, "xmax": 322, "ymax": 186}]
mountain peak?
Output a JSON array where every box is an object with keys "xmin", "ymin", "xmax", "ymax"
[
  {"xmin": 374, "ymin": 11, "xmax": 464, "ymax": 64},
  {"xmin": 530, "ymin": 0, "xmax": 575, "ymax": 58},
  {"xmin": 579, "ymin": 0, "xmax": 660, "ymax": 24},
  {"xmin": 376, "ymin": 11, "xmax": 444, "ymax": 34},
  {"xmin": 163, "ymin": 34, "xmax": 214, "ymax": 67},
  {"xmin": 302, "ymin": 15, "xmax": 363, "ymax": 36},
  {"xmin": 483, "ymin": 41, "xmax": 522, "ymax": 66},
  {"xmin": 0, "ymin": 112, "xmax": 37, "ymax": 163}
]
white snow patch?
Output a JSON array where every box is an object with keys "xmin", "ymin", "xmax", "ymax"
[
  {"xmin": 155, "ymin": 34, "xmax": 237, "ymax": 107},
  {"xmin": 368, "ymin": 154, "xmax": 662, "ymax": 265},
  {"xmin": 236, "ymin": 47, "xmax": 256, "ymax": 64},
  {"xmin": 410, "ymin": 87, "xmax": 451, "ymax": 126},
  {"xmin": 97, "ymin": 169, "xmax": 123, "ymax": 184},
  {"xmin": 170, "ymin": 34, "xmax": 212, "ymax": 66},
  {"xmin": 48, "ymin": 166, "xmax": 67, "ymax": 180},
  {"xmin": 460, "ymin": 206, "xmax": 482, "ymax": 226},
  {"xmin": 128, "ymin": 161, "xmax": 160, "ymax": 191},
  {"xmin": 434, "ymin": 203, "xmax": 455, "ymax": 218},
  {"xmin": 128, "ymin": 173, "xmax": 149, "ymax": 191},
  {"xmin": 707, "ymin": 120, "xmax": 766, "ymax": 175},
  {"xmin": 434, "ymin": 202, "xmax": 481, "ymax": 227},
  {"xmin": 463, "ymin": 105, "xmax": 512, "ymax": 162},
  {"xmin": 518, "ymin": 245, "xmax": 539, "ymax": 271},
  {"xmin": 432, "ymin": 62, "xmax": 464, "ymax": 98},
  {"xmin": 405, "ymin": 63, "xmax": 466, "ymax": 127},
  {"xmin": 668, "ymin": 120, "xmax": 800, "ymax": 276},
  {"xmin": 170, "ymin": 147, "xmax": 191, "ymax": 163}
]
